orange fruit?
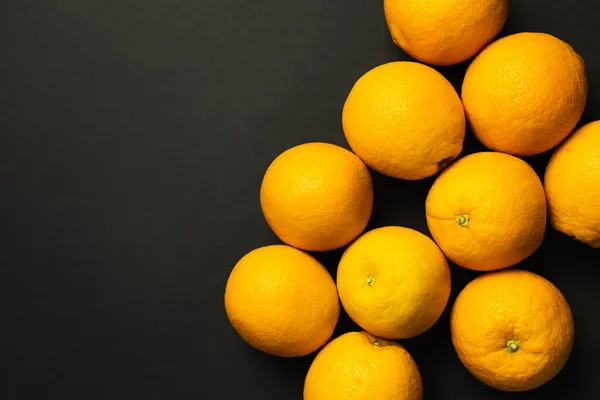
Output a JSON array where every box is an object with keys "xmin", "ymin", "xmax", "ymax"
[
  {"xmin": 260, "ymin": 143, "xmax": 373, "ymax": 251},
  {"xmin": 545, "ymin": 120, "xmax": 600, "ymax": 247},
  {"xmin": 462, "ymin": 32, "xmax": 587, "ymax": 156},
  {"xmin": 304, "ymin": 331, "xmax": 423, "ymax": 400},
  {"xmin": 224, "ymin": 245, "xmax": 339, "ymax": 357},
  {"xmin": 426, "ymin": 152, "xmax": 546, "ymax": 271},
  {"xmin": 337, "ymin": 226, "xmax": 451, "ymax": 339},
  {"xmin": 342, "ymin": 61, "xmax": 465, "ymax": 180},
  {"xmin": 451, "ymin": 269, "xmax": 574, "ymax": 391},
  {"xmin": 384, "ymin": 0, "xmax": 509, "ymax": 65}
]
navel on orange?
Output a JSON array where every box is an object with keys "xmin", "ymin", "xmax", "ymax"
[{"xmin": 451, "ymin": 269, "xmax": 574, "ymax": 391}]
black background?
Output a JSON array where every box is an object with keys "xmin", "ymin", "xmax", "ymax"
[{"xmin": 1, "ymin": 0, "xmax": 599, "ymax": 398}]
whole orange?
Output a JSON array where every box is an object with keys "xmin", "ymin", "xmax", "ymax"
[
  {"xmin": 451, "ymin": 269, "xmax": 574, "ymax": 391},
  {"xmin": 224, "ymin": 245, "xmax": 339, "ymax": 357},
  {"xmin": 384, "ymin": 0, "xmax": 509, "ymax": 65},
  {"xmin": 337, "ymin": 226, "xmax": 451, "ymax": 339},
  {"xmin": 304, "ymin": 331, "xmax": 422, "ymax": 400},
  {"xmin": 260, "ymin": 142, "xmax": 373, "ymax": 251},
  {"xmin": 426, "ymin": 152, "xmax": 546, "ymax": 271},
  {"xmin": 462, "ymin": 32, "xmax": 587, "ymax": 156},
  {"xmin": 342, "ymin": 61, "xmax": 465, "ymax": 180},
  {"xmin": 545, "ymin": 120, "xmax": 600, "ymax": 247}
]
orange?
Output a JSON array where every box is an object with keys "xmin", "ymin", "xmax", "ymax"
[
  {"xmin": 337, "ymin": 226, "xmax": 451, "ymax": 339},
  {"xmin": 384, "ymin": 0, "xmax": 508, "ymax": 65},
  {"xmin": 545, "ymin": 120, "xmax": 600, "ymax": 247},
  {"xmin": 304, "ymin": 331, "xmax": 422, "ymax": 400},
  {"xmin": 462, "ymin": 32, "xmax": 587, "ymax": 156},
  {"xmin": 260, "ymin": 143, "xmax": 373, "ymax": 251},
  {"xmin": 342, "ymin": 62, "xmax": 465, "ymax": 180},
  {"xmin": 224, "ymin": 245, "xmax": 339, "ymax": 357},
  {"xmin": 451, "ymin": 269, "xmax": 574, "ymax": 392},
  {"xmin": 426, "ymin": 152, "xmax": 546, "ymax": 271}
]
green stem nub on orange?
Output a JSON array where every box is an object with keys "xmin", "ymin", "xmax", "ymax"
[
  {"xmin": 456, "ymin": 214, "xmax": 470, "ymax": 227},
  {"xmin": 366, "ymin": 274, "xmax": 375, "ymax": 286},
  {"xmin": 506, "ymin": 339, "xmax": 520, "ymax": 353}
]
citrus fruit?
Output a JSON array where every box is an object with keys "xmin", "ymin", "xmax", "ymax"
[
  {"xmin": 336, "ymin": 226, "xmax": 451, "ymax": 339},
  {"xmin": 224, "ymin": 245, "xmax": 340, "ymax": 357},
  {"xmin": 342, "ymin": 61, "xmax": 465, "ymax": 180},
  {"xmin": 545, "ymin": 120, "xmax": 600, "ymax": 247},
  {"xmin": 304, "ymin": 331, "xmax": 423, "ymax": 400},
  {"xmin": 426, "ymin": 152, "xmax": 546, "ymax": 271},
  {"xmin": 384, "ymin": 0, "xmax": 509, "ymax": 65},
  {"xmin": 462, "ymin": 32, "xmax": 587, "ymax": 156},
  {"xmin": 451, "ymin": 269, "xmax": 574, "ymax": 392},
  {"xmin": 260, "ymin": 142, "xmax": 373, "ymax": 251}
]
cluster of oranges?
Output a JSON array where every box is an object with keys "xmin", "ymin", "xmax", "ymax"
[{"xmin": 225, "ymin": 0, "xmax": 599, "ymax": 398}]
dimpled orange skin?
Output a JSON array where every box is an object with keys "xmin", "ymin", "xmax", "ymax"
[
  {"xmin": 224, "ymin": 245, "xmax": 340, "ymax": 357},
  {"xmin": 426, "ymin": 152, "xmax": 546, "ymax": 271},
  {"xmin": 260, "ymin": 143, "xmax": 373, "ymax": 251},
  {"xmin": 337, "ymin": 226, "xmax": 451, "ymax": 339},
  {"xmin": 545, "ymin": 121, "xmax": 600, "ymax": 247},
  {"xmin": 462, "ymin": 32, "xmax": 587, "ymax": 156},
  {"xmin": 342, "ymin": 62, "xmax": 465, "ymax": 180},
  {"xmin": 451, "ymin": 269, "xmax": 574, "ymax": 392},
  {"xmin": 384, "ymin": 0, "xmax": 508, "ymax": 66},
  {"xmin": 304, "ymin": 331, "xmax": 423, "ymax": 400}
]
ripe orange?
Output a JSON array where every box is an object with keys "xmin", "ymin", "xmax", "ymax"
[
  {"xmin": 304, "ymin": 331, "xmax": 423, "ymax": 400},
  {"xmin": 224, "ymin": 245, "xmax": 340, "ymax": 357},
  {"xmin": 426, "ymin": 152, "xmax": 546, "ymax": 271},
  {"xmin": 260, "ymin": 143, "xmax": 373, "ymax": 251},
  {"xmin": 384, "ymin": 0, "xmax": 509, "ymax": 65},
  {"xmin": 336, "ymin": 226, "xmax": 451, "ymax": 339},
  {"xmin": 545, "ymin": 120, "xmax": 600, "ymax": 247},
  {"xmin": 451, "ymin": 269, "xmax": 574, "ymax": 391},
  {"xmin": 342, "ymin": 61, "xmax": 465, "ymax": 180},
  {"xmin": 462, "ymin": 32, "xmax": 587, "ymax": 156}
]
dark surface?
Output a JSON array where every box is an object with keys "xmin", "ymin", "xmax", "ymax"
[{"xmin": 1, "ymin": 0, "xmax": 599, "ymax": 398}]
